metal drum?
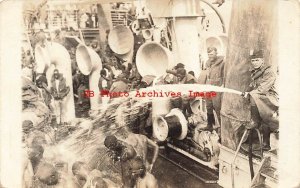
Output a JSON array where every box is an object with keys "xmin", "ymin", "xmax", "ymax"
[{"xmin": 153, "ymin": 108, "xmax": 188, "ymax": 141}]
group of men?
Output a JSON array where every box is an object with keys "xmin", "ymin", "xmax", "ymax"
[
  {"xmin": 103, "ymin": 125, "xmax": 159, "ymax": 188},
  {"xmin": 159, "ymin": 46, "xmax": 278, "ymax": 151},
  {"xmin": 96, "ymin": 44, "xmax": 278, "ymax": 152},
  {"xmin": 200, "ymin": 47, "xmax": 278, "ymax": 151},
  {"xmin": 36, "ymin": 69, "xmax": 70, "ymax": 125}
]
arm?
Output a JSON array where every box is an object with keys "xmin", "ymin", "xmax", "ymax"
[
  {"xmin": 109, "ymin": 83, "xmax": 116, "ymax": 93},
  {"xmin": 102, "ymin": 75, "xmax": 112, "ymax": 82},
  {"xmin": 42, "ymin": 83, "xmax": 52, "ymax": 97},
  {"xmin": 166, "ymin": 69, "xmax": 177, "ymax": 75},
  {"xmin": 60, "ymin": 78, "xmax": 70, "ymax": 98},
  {"xmin": 50, "ymin": 86, "xmax": 58, "ymax": 99},
  {"xmin": 146, "ymin": 173, "xmax": 158, "ymax": 188},
  {"xmin": 98, "ymin": 78, "xmax": 103, "ymax": 91},
  {"xmin": 146, "ymin": 138, "xmax": 159, "ymax": 168},
  {"xmin": 220, "ymin": 60, "xmax": 225, "ymax": 86},
  {"xmin": 103, "ymin": 64, "xmax": 113, "ymax": 72},
  {"xmin": 250, "ymin": 68, "xmax": 276, "ymax": 95}
]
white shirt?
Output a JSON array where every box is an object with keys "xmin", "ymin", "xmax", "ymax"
[
  {"xmin": 102, "ymin": 79, "xmax": 108, "ymax": 88},
  {"xmin": 55, "ymin": 79, "xmax": 60, "ymax": 94}
]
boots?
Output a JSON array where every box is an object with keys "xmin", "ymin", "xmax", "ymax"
[
  {"xmin": 201, "ymin": 113, "xmax": 215, "ymax": 131},
  {"xmin": 246, "ymin": 106, "xmax": 261, "ymax": 130},
  {"xmin": 262, "ymin": 126, "xmax": 271, "ymax": 151}
]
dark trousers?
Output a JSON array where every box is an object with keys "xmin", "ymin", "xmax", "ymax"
[{"xmin": 206, "ymin": 92, "xmax": 222, "ymax": 124}]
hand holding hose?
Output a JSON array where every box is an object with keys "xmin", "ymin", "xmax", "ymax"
[{"xmin": 241, "ymin": 92, "xmax": 250, "ymax": 100}]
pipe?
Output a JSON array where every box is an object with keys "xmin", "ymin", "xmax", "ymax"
[
  {"xmin": 35, "ymin": 42, "xmax": 75, "ymax": 122},
  {"xmin": 35, "ymin": 45, "xmax": 51, "ymax": 74},
  {"xmin": 76, "ymin": 44, "xmax": 102, "ymax": 110},
  {"xmin": 221, "ymin": 0, "xmax": 277, "ymax": 150},
  {"xmin": 171, "ymin": 16, "xmax": 201, "ymax": 78},
  {"xmin": 142, "ymin": 28, "xmax": 153, "ymax": 41},
  {"xmin": 136, "ymin": 42, "xmax": 174, "ymax": 77}
]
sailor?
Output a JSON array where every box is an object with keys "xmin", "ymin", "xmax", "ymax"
[
  {"xmin": 50, "ymin": 69, "xmax": 70, "ymax": 125},
  {"xmin": 241, "ymin": 49, "xmax": 278, "ymax": 151},
  {"xmin": 203, "ymin": 47, "xmax": 225, "ymax": 131}
]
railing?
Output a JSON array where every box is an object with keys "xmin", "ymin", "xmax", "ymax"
[{"xmin": 111, "ymin": 9, "xmax": 128, "ymax": 27}]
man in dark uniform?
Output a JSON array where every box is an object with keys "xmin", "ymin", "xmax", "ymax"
[
  {"xmin": 204, "ymin": 47, "xmax": 225, "ymax": 131},
  {"xmin": 242, "ymin": 49, "xmax": 278, "ymax": 151}
]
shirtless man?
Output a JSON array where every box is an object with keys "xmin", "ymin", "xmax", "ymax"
[
  {"xmin": 116, "ymin": 127, "xmax": 159, "ymax": 172},
  {"xmin": 72, "ymin": 161, "xmax": 118, "ymax": 188},
  {"xmin": 104, "ymin": 135, "xmax": 137, "ymax": 188},
  {"xmin": 131, "ymin": 157, "xmax": 158, "ymax": 188}
]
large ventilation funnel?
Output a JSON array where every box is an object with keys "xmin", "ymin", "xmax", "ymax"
[
  {"xmin": 136, "ymin": 42, "xmax": 174, "ymax": 77},
  {"xmin": 108, "ymin": 25, "xmax": 134, "ymax": 55},
  {"xmin": 34, "ymin": 42, "xmax": 75, "ymax": 122},
  {"xmin": 35, "ymin": 45, "xmax": 51, "ymax": 74},
  {"xmin": 76, "ymin": 44, "xmax": 102, "ymax": 110}
]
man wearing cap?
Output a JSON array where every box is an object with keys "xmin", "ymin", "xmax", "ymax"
[
  {"xmin": 241, "ymin": 49, "xmax": 278, "ymax": 151},
  {"xmin": 109, "ymin": 73, "xmax": 129, "ymax": 95},
  {"xmin": 50, "ymin": 69, "xmax": 70, "ymax": 125},
  {"xmin": 166, "ymin": 63, "xmax": 197, "ymax": 84},
  {"xmin": 204, "ymin": 47, "xmax": 225, "ymax": 131}
]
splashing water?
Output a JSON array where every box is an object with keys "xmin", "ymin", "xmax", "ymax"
[{"xmin": 52, "ymin": 84, "xmax": 243, "ymax": 184}]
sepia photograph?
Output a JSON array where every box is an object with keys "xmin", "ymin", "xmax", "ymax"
[{"xmin": 0, "ymin": 0, "xmax": 299, "ymax": 187}]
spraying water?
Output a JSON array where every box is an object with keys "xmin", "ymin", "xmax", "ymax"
[{"xmin": 51, "ymin": 84, "xmax": 243, "ymax": 184}]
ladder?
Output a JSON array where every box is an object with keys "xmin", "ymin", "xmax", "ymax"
[
  {"xmin": 251, "ymin": 149, "xmax": 278, "ymax": 188},
  {"xmin": 79, "ymin": 28, "xmax": 100, "ymax": 44}
]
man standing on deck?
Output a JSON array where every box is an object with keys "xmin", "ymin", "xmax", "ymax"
[
  {"xmin": 203, "ymin": 47, "xmax": 225, "ymax": 131},
  {"xmin": 50, "ymin": 69, "xmax": 70, "ymax": 125}
]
